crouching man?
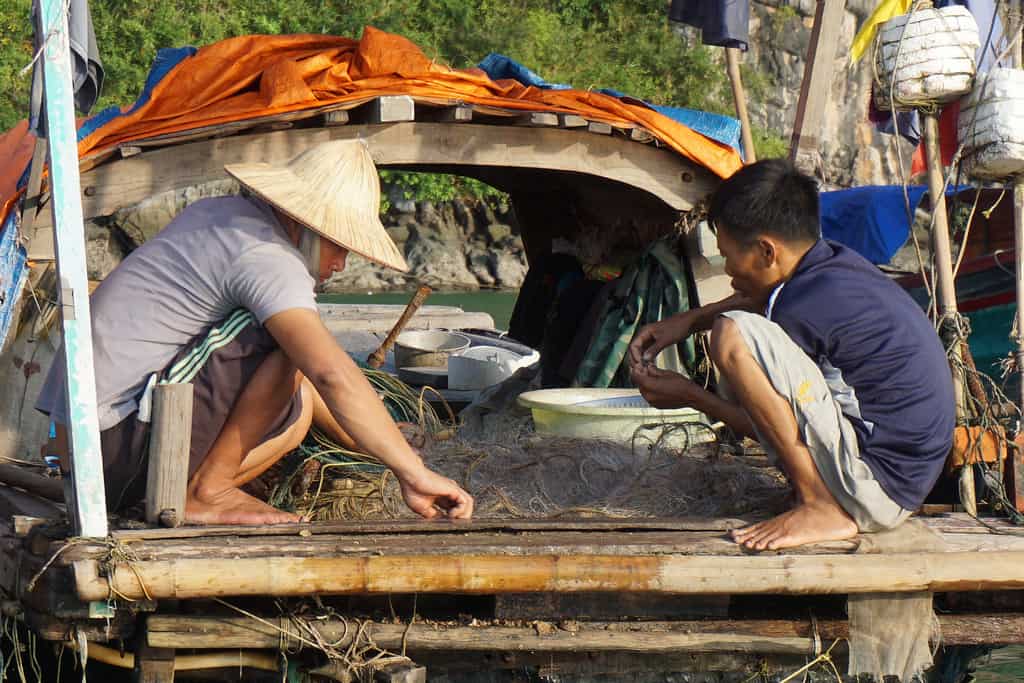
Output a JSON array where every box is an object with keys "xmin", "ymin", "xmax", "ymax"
[
  {"xmin": 37, "ymin": 140, "xmax": 473, "ymax": 525},
  {"xmin": 629, "ymin": 159, "xmax": 953, "ymax": 550}
]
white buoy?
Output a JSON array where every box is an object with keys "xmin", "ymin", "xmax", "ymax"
[
  {"xmin": 959, "ymin": 67, "xmax": 1024, "ymax": 180},
  {"xmin": 874, "ymin": 5, "xmax": 980, "ymax": 111}
]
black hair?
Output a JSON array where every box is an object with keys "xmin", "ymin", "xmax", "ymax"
[{"xmin": 708, "ymin": 158, "xmax": 820, "ymax": 245}]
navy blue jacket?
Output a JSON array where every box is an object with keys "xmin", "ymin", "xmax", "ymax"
[{"xmin": 769, "ymin": 240, "xmax": 955, "ymax": 510}]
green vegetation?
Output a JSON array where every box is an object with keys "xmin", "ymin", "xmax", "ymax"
[{"xmin": 0, "ymin": 0, "xmax": 786, "ymax": 202}]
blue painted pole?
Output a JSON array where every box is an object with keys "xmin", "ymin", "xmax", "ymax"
[{"xmin": 39, "ymin": 0, "xmax": 108, "ymax": 537}]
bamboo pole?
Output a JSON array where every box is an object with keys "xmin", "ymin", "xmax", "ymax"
[
  {"xmin": 145, "ymin": 614, "xmax": 1024, "ymax": 651},
  {"xmin": 72, "ymin": 551, "xmax": 1024, "ymax": 602},
  {"xmin": 725, "ymin": 48, "xmax": 756, "ymax": 163},
  {"xmin": 68, "ymin": 641, "xmax": 279, "ymax": 672},
  {"xmin": 145, "ymin": 383, "xmax": 194, "ymax": 527},
  {"xmin": 1016, "ymin": 181, "xmax": 1024, "ymax": 415},
  {"xmin": 923, "ymin": 111, "xmax": 977, "ymax": 515}
]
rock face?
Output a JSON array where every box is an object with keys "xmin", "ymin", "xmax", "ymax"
[
  {"xmin": 745, "ymin": 0, "xmax": 918, "ymax": 186},
  {"xmin": 89, "ymin": 183, "xmax": 529, "ymax": 293}
]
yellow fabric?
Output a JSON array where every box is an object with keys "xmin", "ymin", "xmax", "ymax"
[{"xmin": 850, "ymin": 0, "xmax": 913, "ymax": 62}]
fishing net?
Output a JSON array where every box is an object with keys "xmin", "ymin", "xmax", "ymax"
[{"xmin": 259, "ymin": 371, "xmax": 791, "ymax": 522}]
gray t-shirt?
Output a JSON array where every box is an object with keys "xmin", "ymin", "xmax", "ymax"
[{"xmin": 37, "ymin": 195, "xmax": 317, "ymax": 429}]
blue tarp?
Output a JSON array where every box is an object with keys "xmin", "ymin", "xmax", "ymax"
[
  {"xmin": 477, "ymin": 53, "xmax": 742, "ymax": 154},
  {"xmin": 820, "ymin": 185, "xmax": 967, "ymax": 265},
  {"xmin": 0, "ymin": 211, "xmax": 27, "ymax": 351}
]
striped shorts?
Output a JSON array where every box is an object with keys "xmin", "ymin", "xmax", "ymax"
[{"xmin": 101, "ymin": 309, "xmax": 303, "ymax": 512}]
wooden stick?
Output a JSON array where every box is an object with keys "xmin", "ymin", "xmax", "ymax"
[
  {"xmin": 788, "ymin": 0, "xmax": 845, "ymax": 173},
  {"xmin": 145, "ymin": 384, "xmax": 194, "ymax": 527},
  {"xmin": 366, "ymin": 285, "xmax": 432, "ymax": 369},
  {"xmin": 725, "ymin": 48, "xmax": 756, "ymax": 163},
  {"xmin": 69, "ymin": 640, "xmax": 279, "ymax": 672},
  {"xmin": 0, "ymin": 464, "xmax": 63, "ymax": 502},
  {"xmin": 1015, "ymin": 180, "xmax": 1024, "ymax": 415},
  {"xmin": 145, "ymin": 614, "xmax": 1024, "ymax": 651},
  {"xmin": 72, "ymin": 550, "xmax": 1024, "ymax": 602},
  {"xmin": 923, "ymin": 111, "xmax": 975, "ymax": 514}
]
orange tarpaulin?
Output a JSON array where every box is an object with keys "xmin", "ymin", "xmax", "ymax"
[{"xmin": 1, "ymin": 27, "xmax": 741, "ymax": 216}]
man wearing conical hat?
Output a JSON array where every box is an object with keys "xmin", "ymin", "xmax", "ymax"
[{"xmin": 36, "ymin": 140, "xmax": 474, "ymax": 525}]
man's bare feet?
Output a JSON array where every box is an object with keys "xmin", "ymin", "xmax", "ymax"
[
  {"xmin": 186, "ymin": 485, "xmax": 300, "ymax": 525},
  {"xmin": 730, "ymin": 500, "xmax": 858, "ymax": 550}
]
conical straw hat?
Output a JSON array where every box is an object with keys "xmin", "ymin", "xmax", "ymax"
[{"xmin": 224, "ymin": 140, "xmax": 408, "ymax": 272}]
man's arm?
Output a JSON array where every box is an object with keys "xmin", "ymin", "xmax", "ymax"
[
  {"xmin": 630, "ymin": 364, "xmax": 757, "ymax": 439},
  {"xmin": 265, "ymin": 308, "xmax": 473, "ymax": 519},
  {"xmin": 628, "ymin": 293, "xmax": 756, "ymax": 367}
]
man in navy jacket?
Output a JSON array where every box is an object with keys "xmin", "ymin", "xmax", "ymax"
[{"xmin": 629, "ymin": 159, "xmax": 954, "ymax": 550}]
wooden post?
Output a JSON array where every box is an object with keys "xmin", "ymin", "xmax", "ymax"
[
  {"xmin": 1016, "ymin": 181, "xmax": 1024, "ymax": 422},
  {"xmin": 133, "ymin": 643, "xmax": 175, "ymax": 683},
  {"xmin": 38, "ymin": 0, "xmax": 108, "ymax": 537},
  {"xmin": 725, "ymin": 48, "xmax": 756, "ymax": 163},
  {"xmin": 788, "ymin": 0, "xmax": 846, "ymax": 173},
  {"xmin": 145, "ymin": 383, "xmax": 193, "ymax": 527},
  {"xmin": 923, "ymin": 111, "xmax": 975, "ymax": 514}
]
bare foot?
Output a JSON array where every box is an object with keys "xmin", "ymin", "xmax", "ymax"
[
  {"xmin": 730, "ymin": 500, "xmax": 858, "ymax": 551},
  {"xmin": 186, "ymin": 485, "xmax": 300, "ymax": 525}
]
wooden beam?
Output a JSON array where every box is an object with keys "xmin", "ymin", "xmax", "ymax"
[
  {"xmin": 1015, "ymin": 180, "xmax": 1024, "ymax": 418},
  {"xmin": 516, "ymin": 112, "xmax": 559, "ymax": 127},
  {"xmin": 144, "ymin": 383, "xmax": 194, "ymax": 527},
  {"xmin": 321, "ymin": 109, "xmax": 350, "ymax": 126},
  {"xmin": 788, "ymin": 0, "xmax": 846, "ymax": 173},
  {"xmin": 0, "ymin": 464, "xmax": 64, "ymax": 502},
  {"xmin": 363, "ymin": 96, "xmax": 416, "ymax": 123},
  {"xmin": 725, "ymin": 48, "xmax": 756, "ymax": 163},
  {"xmin": 146, "ymin": 614, "xmax": 1024, "ymax": 651},
  {"xmin": 29, "ymin": 123, "xmax": 712, "ymax": 239},
  {"xmin": 587, "ymin": 121, "xmax": 613, "ymax": 135},
  {"xmin": 37, "ymin": 0, "xmax": 107, "ymax": 537},
  {"xmin": 558, "ymin": 114, "xmax": 588, "ymax": 129},
  {"xmin": 73, "ymin": 550, "xmax": 1024, "ymax": 601}
]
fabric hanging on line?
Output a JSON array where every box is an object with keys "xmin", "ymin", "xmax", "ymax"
[
  {"xmin": 668, "ymin": 0, "xmax": 750, "ymax": 51},
  {"xmin": 28, "ymin": 0, "xmax": 104, "ymax": 138},
  {"xmin": 573, "ymin": 239, "xmax": 697, "ymax": 389}
]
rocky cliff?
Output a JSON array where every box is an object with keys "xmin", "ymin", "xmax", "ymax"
[{"xmin": 746, "ymin": 0, "xmax": 917, "ymax": 186}]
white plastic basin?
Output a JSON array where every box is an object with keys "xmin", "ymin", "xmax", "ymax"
[{"xmin": 517, "ymin": 388, "xmax": 714, "ymax": 449}]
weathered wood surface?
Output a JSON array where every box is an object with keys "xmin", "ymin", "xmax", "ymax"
[
  {"xmin": 30, "ymin": 121, "xmax": 712, "ymax": 241},
  {"xmin": 145, "ymin": 384, "xmax": 193, "ymax": 527},
  {"xmin": 145, "ymin": 614, "xmax": 1024, "ymax": 651},
  {"xmin": 0, "ymin": 464, "xmax": 63, "ymax": 501},
  {"xmin": 72, "ymin": 548, "xmax": 1024, "ymax": 601}
]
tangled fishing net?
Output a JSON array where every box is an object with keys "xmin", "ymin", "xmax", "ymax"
[{"xmin": 257, "ymin": 368, "xmax": 791, "ymax": 521}]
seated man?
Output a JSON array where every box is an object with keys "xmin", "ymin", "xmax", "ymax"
[
  {"xmin": 37, "ymin": 140, "xmax": 473, "ymax": 525},
  {"xmin": 629, "ymin": 159, "xmax": 953, "ymax": 550}
]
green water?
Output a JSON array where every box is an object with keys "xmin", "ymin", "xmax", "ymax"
[{"xmin": 319, "ymin": 290, "xmax": 520, "ymax": 330}]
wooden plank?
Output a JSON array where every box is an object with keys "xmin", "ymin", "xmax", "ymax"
[
  {"xmin": 360, "ymin": 95, "xmax": 416, "ymax": 124},
  {"xmin": 789, "ymin": 0, "xmax": 845, "ymax": 172},
  {"xmin": 37, "ymin": 0, "xmax": 107, "ymax": 538},
  {"xmin": 1007, "ymin": 435, "xmax": 1024, "ymax": 513},
  {"xmin": 515, "ymin": 112, "xmax": 559, "ymax": 127},
  {"xmin": 558, "ymin": 114, "xmax": 588, "ymax": 129},
  {"xmin": 119, "ymin": 145, "xmax": 142, "ymax": 159},
  {"xmin": 0, "ymin": 463, "xmax": 64, "ymax": 501},
  {"xmin": 147, "ymin": 614, "xmax": 1024, "ymax": 650},
  {"xmin": 21, "ymin": 138, "xmax": 49, "ymax": 245},
  {"xmin": 0, "ymin": 485, "xmax": 62, "ymax": 521},
  {"xmin": 31, "ymin": 122, "xmax": 713, "ymax": 233},
  {"xmin": 108, "ymin": 517, "xmax": 765, "ymax": 542},
  {"xmin": 74, "ymin": 549, "xmax": 1024, "ymax": 601},
  {"xmin": 629, "ymin": 127, "xmax": 655, "ymax": 144},
  {"xmin": 145, "ymin": 383, "xmax": 194, "ymax": 527},
  {"xmin": 587, "ymin": 121, "xmax": 613, "ymax": 135},
  {"xmin": 133, "ymin": 643, "xmax": 175, "ymax": 683},
  {"xmin": 322, "ymin": 109, "xmax": 350, "ymax": 126}
]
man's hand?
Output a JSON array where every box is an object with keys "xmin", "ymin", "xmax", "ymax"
[
  {"xmin": 630, "ymin": 363, "xmax": 701, "ymax": 409},
  {"xmin": 628, "ymin": 313, "xmax": 694, "ymax": 369},
  {"xmin": 398, "ymin": 466, "xmax": 475, "ymax": 520}
]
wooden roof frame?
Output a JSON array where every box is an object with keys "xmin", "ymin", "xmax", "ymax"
[{"xmin": 27, "ymin": 120, "xmax": 718, "ymax": 259}]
